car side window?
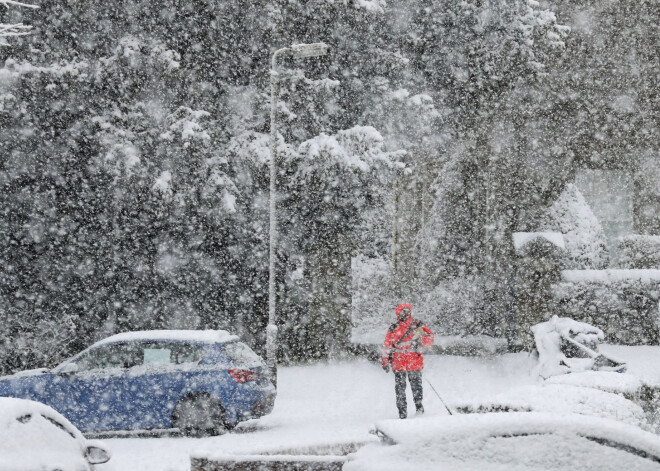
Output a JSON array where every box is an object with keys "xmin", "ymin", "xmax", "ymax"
[
  {"xmin": 140, "ymin": 342, "xmax": 203, "ymax": 366},
  {"xmin": 76, "ymin": 343, "xmax": 143, "ymax": 372}
]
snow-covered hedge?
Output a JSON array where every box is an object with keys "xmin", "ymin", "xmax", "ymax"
[
  {"xmin": 618, "ymin": 235, "xmax": 660, "ymax": 269},
  {"xmin": 553, "ymin": 271, "xmax": 660, "ymax": 345}
]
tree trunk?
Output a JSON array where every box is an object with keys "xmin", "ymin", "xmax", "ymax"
[{"xmin": 306, "ymin": 237, "xmax": 353, "ymax": 359}]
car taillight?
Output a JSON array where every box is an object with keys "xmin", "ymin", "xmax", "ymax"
[{"xmin": 228, "ymin": 368, "xmax": 258, "ymax": 383}]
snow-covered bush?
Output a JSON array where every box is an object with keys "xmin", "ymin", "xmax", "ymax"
[
  {"xmin": 618, "ymin": 235, "xmax": 660, "ymax": 269},
  {"xmin": 537, "ymin": 184, "xmax": 609, "ymax": 269},
  {"xmin": 415, "ymin": 277, "xmax": 485, "ymax": 336},
  {"xmin": 553, "ymin": 272, "xmax": 660, "ymax": 345}
]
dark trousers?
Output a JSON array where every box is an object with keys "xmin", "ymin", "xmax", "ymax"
[{"xmin": 394, "ymin": 370, "xmax": 423, "ymax": 419}]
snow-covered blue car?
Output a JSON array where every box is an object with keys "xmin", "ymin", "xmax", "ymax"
[{"xmin": 0, "ymin": 330, "xmax": 276, "ymax": 436}]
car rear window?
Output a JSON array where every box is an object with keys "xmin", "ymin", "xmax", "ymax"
[{"xmin": 222, "ymin": 342, "xmax": 263, "ymax": 366}]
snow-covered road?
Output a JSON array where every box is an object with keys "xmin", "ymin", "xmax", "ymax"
[
  {"xmin": 97, "ymin": 346, "xmax": 660, "ymax": 471},
  {"xmin": 97, "ymin": 353, "xmax": 537, "ymax": 471}
]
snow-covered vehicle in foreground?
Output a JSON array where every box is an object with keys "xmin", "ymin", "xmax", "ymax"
[
  {"xmin": 453, "ymin": 383, "xmax": 649, "ymax": 429},
  {"xmin": 347, "ymin": 413, "xmax": 660, "ymax": 471},
  {"xmin": 0, "ymin": 330, "xmax": 276, "ymax": 436},
  {"xmin": 532, "ymin": 316, "xmax": 627, "ymax": 379},
  {"xmin": 0, "ymin": 397, "xmax": 110, "ymax": 471}
]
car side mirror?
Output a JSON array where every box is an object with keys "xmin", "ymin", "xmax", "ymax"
[
  {"xmin": 58, "ymin": 362, "xmax": 79, "ymax": 376},
  {"xmin": 86, "ymin": 443, "xmax": 111, "ymax": 464}
]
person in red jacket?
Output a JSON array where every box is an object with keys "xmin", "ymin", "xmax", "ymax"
[{"xmin": 382, "ymin": 303, "xmax": 434, "ymax": 419}]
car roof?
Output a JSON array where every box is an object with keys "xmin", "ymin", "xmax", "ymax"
[
  {"xmin": 0, "ymin": 397, "xmax": 56, "ymax": 419},
  {"xmin": 89, "ymin": 329, "xmax": 239, "ymax": 349},
  {"xmin": 374, "ymin": 412, "xmax": 660, "ymax": 458}
]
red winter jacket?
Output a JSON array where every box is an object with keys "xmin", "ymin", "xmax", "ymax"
[{"xmin": 382, "ymin": 316, "xmax": 434, "ymax": 371}]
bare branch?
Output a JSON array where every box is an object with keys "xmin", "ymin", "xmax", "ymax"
[
  {"xmin": 0, "ymin": 0, "xmax": 37, "ymax": 45},
  {"xmin": 0, "ymin": 0, "xmax": 38, "ymax": 9}
]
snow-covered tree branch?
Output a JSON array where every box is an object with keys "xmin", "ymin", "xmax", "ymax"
[{"xmin": 0, "ymin": 0, "xmax": 37, "ymax": 46}]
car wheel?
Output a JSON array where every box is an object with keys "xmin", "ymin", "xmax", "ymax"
[{"xmin": 172, "ymin": 395, "xmax": 227, "ymax": 437}]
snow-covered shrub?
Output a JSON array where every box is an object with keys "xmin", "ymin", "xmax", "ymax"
[
  {"xmin": 618, "ymin": 235, "xmax": 660, "ymax": 269},
  {"xmin": 537, "ymin": 183, "xmax": 609, "ymax": 269},
  {"xmin": 415, "ymin": 277, "xmax": 485, "ymax": 336},
  {"xmin": 553, "ymin": 272, "xmax": 660, "ymax": 345}
]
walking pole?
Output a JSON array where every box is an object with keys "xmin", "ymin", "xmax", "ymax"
[{"xmin": 423, "ymin": 377, "xmax": 453, "ymax": 415}]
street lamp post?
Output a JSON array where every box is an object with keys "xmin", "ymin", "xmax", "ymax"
[{"xmin": 267, "ymin": 42, "xmax": 329, "ymax": 387}]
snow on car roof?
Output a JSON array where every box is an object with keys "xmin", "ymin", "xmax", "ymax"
[
  {"xmin": 0, "ymin": 397, "xmax": 81, "ymax": 436},
  {"xmin": 91, "ymin": 329, "xmax": 239, "ymax": 348},
  {"xmin": 453, "ymin": 384, "xmax": 647, "ymax": 428},
  {"xmin": 374, "ymin": 412, "xmax": 660, "ymax": 456},
  {"xmin": 0, "ymin": 397, "xmax": 49, "ymax": 420},
  {"xmin": 545, "ymin": 370, "xmax": 644, "ymax": 395}
]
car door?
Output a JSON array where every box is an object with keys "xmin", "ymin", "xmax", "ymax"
[
  {"xmin": 62, "ymin": 342, "xmax": 141, "ymax": 431},
  {"xmin": 122, "ymin": 341, "xmax": 205, "ymax": 430}
]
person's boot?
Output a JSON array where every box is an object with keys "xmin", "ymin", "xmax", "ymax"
[{"xmin": 416, "ymin": 405, "xmax": 424, "ymax": 415}]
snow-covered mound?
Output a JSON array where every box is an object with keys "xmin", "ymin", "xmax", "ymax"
[{"xmin": 532, "ymin": 316, "xmax": 626, "ymax": 379}]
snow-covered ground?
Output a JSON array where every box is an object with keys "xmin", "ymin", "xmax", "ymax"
[{"xmin": 97, "ymin": 346, "xmax": 660, "ymax": 471}]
